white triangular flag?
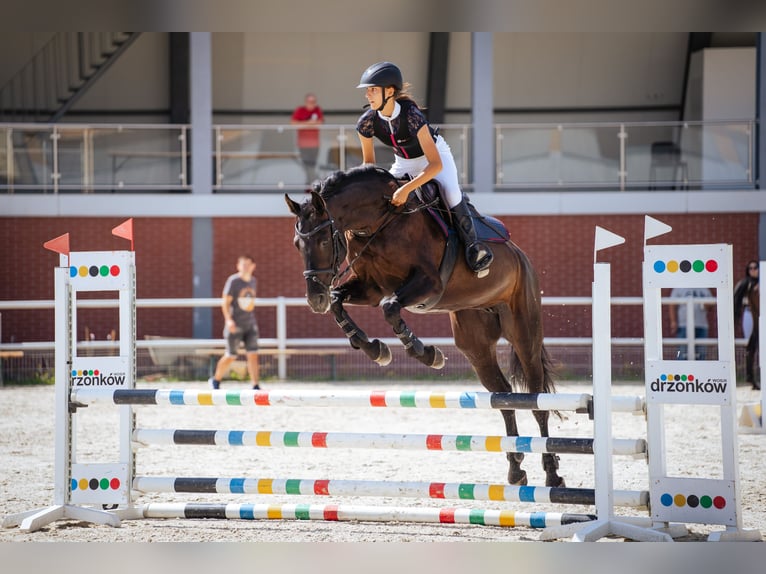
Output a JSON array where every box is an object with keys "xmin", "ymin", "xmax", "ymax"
[
  {"xmin": 594, "ymin": 226, "xmax": 625, "ymax": 262},
  {"xmin": 644, "ymin": 215, "xmax": 672, "ymax": 242},
  {"xmin": 594, "ymin": 226, "xmax": 625, "ymax": 251}
]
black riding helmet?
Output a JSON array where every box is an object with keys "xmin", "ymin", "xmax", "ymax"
[
  {"xmin": 357, "ymin": 62, "xmax": 402, "ymax": 111},
  {"xmin": 357, "ymin": 62, "xmax": 403, "ymax": 91}
]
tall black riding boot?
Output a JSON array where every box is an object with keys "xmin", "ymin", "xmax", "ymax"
[{"xmin": 451, "ymin": 198, "xmax": 493, "ymax": 273}]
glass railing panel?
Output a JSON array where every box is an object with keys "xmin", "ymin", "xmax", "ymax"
[
  {"xmin": 623, "ymin": 121, "xmax": 753, "ymax": 189},
  {"xmin": 0, "ymin": 124, "xmax": 189, "ymax": 193},
  {"xmin": 0, "ymin": 126, "xmax": 55, "ymax": 193},
  {"xmin": 85, "ymin": 126, "xmax": 188, "ymax": 191},
  {"xmin": 215, "ymin": 125, "xmax": 307, "ymax": 190},
  {"xmin": 496, "ymin": 124, "xmax": 622, "ymax": 188}
]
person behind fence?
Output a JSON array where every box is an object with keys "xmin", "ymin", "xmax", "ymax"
[
  {"xmin": 355, "ymin": 61, "xmax": 493, "ymax": 275},
  {"xmin": 291, "ymin": 93, "xmax": 324, "ymax": 184},
  {"xmin": 733, "ymin": 259, "xmax": 759, "ymax": 387},
  {"xmin": 668, "ymin": 286, "xmax": 713, "ymax": 360},
  {"xmin": 209, "ymin": 254, "xmax": 260, "ymax": 390}
]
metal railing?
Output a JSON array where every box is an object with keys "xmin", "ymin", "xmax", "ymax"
[
  {"xmin": 495, "ymin": 119, "xmax": 755, "ymax": 190},
  {"xmin": 0, "ymin": 123, "xmax": 189, "ymax": 193},
  {"xmin": 0, "ymin": 294, "xmax": 735, "ymax": 354},
  {"xmin": 0, "ymin": 119, "xmax": 756, "ymax": 193}
]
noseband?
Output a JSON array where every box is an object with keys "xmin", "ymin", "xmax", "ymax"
[{"xmin": 294, "ymin": 215, "xmax": 346, "ymax": 288}]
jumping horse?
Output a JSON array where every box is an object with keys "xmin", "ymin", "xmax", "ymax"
[{"xmin": 285, "ymin": 165, "xmax": 564, "ymax": 487}]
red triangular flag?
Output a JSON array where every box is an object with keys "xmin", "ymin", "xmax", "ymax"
[
  {"xmin": 43, "ymin": 233, "xmax": 70, "ymax": 257},
  {"xmin": 112, "ymin": 218, "xmax": 134, "ymax": 250}
]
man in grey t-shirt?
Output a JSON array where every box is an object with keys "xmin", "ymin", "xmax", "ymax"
[
  {"xmin": 669, "ymin": 287, "xmax": 713, "ymax": 360},
  {"xmin": 209, "ymin": 255, "xmax": 260, "ymax": 389}
]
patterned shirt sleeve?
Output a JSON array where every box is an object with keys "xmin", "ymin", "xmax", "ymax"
[
  {"xmin": 356, "ymin": 110, "xmax": 376, "ymax": 138},
  {"xmin": 404, "ymin": 101, "xmax": 429, "ymax": 136}
]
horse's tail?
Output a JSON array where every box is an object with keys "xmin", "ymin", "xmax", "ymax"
[{"xmin": 509, "ymin": 343, "xmax": 557, "ymax": 395}]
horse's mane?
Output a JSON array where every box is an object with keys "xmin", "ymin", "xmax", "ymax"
[{"xmin": 315, "ymin": 165, "xmax": 396, "ymax": 200}]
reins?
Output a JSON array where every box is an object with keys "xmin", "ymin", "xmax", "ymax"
[
  {"xmin": 297, "ymin": 194, "xmax": 438, "ymax": 289},
  {"xmin": 338, "ymin": 195, "xmax": 441, "ymax": 283}
]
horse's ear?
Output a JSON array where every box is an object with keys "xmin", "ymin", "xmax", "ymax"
[
  {"xmin": 310, "ymin": 190, "xmax": 327, "ymax": 215},
  {"xmin": 285, "ymin": 193, "xmax": 302, "ymax": 216}
]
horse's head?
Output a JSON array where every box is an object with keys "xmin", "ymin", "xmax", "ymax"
[
  {"xmin": 286, "ymin": 167, "xmax": 401, "ymax": 312},
  {"xmin": 285, "ymin": 190, "xmax": 346, "ymax": 314}
]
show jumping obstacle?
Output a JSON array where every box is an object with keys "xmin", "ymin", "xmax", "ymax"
[{"xmin": 3, "ymin": 217, "xmax": 761, "ymax": 542}]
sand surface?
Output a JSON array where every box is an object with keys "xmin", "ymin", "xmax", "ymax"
[{"xmin": 1, "ymin": 380, "xmax": 764, "ymax": 542}]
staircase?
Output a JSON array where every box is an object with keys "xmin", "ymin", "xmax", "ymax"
[{"xmin": 0, "ymin": 32, "xmax": 141, "ymax": 123}]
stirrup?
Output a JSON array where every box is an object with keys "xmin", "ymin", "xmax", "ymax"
[{"xmin": 466, "ymin": 242, "xmax": 493, "ymax": 274}]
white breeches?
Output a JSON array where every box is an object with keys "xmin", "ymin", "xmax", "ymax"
[{"xmin": 388, "ymin": 135, "xmax": 463, "ymax": 208}]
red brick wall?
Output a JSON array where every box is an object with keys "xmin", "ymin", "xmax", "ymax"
[{"xmin": 0, "ymin": 213, "xmax": 759, "ymax": 344}]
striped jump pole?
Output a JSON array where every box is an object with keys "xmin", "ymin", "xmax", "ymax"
[
  {"xmin": 132, "ymin": 476, "xmax": 649, "ymax": 508},
  {"xmin": 140, "ymin": 502, "xmax": 597, "ymax": 529},
  {"xmin": 71, "ymin": 387, "xmax": 645, "ymax": 414},
  {"xmin": 133, "ymin": 428, "xmax": 648, "ymax": 457}
]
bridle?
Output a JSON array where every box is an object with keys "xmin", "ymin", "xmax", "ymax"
[
  {"xmin": 295, "ymin": 192, "xmax": 437, "ymax": 290},
  {"xmin": 294, "ymin": 216, "xmax": 346, "ymax": 289}
]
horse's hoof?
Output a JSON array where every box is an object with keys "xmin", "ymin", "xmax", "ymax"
[
  {"xmin": 374, "ymin": 341, "xmax": 392, "ymax": 366},
  {"xmin": 508, "ymin": 469, "xmax": 528, "ymax": 486},
  {"xmin": 429, "ymin": 346, "xmax": 445, "ymax": 369},
  {"xmin": 547, "ymin": 476, "xmax": 566, "ymax": 488}
]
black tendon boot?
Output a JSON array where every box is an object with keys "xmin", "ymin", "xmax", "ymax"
[{"xmin": 451, "ymin": 198, "xmax": 493, "ymax": 274}]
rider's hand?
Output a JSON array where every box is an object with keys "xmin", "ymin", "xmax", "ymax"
[{"xmin": 391, "ymin": 186, "xmax": 411, "ymax": 206}]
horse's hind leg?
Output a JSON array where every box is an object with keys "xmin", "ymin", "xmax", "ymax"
[
  {"xmin": 450, "ymin": 309, "xmax": 528, "ymax": 485},
  {"xmin": 498, "ymin": 303, "xmax": 565, "ymax": 488}
]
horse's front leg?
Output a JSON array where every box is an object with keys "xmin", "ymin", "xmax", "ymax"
[
  {"xmin": 380, "ymin": 276, "xmax": 445, "ymax": 369},
  {"xmin": 330, "ymin": 285, "xmax": 392, "ymax": 366}
]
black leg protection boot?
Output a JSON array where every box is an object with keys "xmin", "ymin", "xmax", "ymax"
[{"xmin": 451, "ymin": 198, "xmax": 493, "ymax": 273}]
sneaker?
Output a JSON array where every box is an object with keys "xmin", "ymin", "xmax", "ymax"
[
  {"xmin": 252, "ymin": 384, "xmax": 261, "ymax": 390},
  {"xmin": 209, "ymin": 377, "xmax": 220, "ymax": 389}
]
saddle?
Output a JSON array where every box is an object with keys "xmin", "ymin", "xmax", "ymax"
[
  {"xmin": 405, "ymin": 180, "xmax": 510, "ymax": 310},
  {"xmin": 413, "ymin": 180, "xmax": 510, "ymax": 244}
]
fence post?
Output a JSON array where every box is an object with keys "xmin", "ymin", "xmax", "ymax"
[
  {"xmin": 618, "ymin": 124, "xmax": 627, "ymax": 191},
  {"xmin": 276, "ymin": 296, "xmax": 287, "ymax": 380}
]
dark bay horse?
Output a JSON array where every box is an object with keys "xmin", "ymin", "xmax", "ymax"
[{"xmin": 285, "ymin": 165, "xmax": 564, "ymax": 487}]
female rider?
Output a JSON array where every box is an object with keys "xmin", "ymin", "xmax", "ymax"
[{"xmin": 355, "ymin": 61, "xmax": 493, "ymax": 274}]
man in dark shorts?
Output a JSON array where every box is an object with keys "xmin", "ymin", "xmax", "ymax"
[{"xmin": 209, "ymin": 254, "xmax": 260, "ymax": 389}]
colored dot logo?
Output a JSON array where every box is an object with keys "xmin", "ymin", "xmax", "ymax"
[
  {"xmin": 71, "ymin": 369, "xmax": 100, "ymax": 377},
  {"xmin": 71, "ymin": 477, "xmax": 121, "ymax": 491},
  {"xmin": 653, "ymin": 259, "xmax": 717, "ymax": 273},
  {"xmin": 660, "ymin": 492, "xmax": 726, "ymax": 510},
  {"xmin": 660, "ymin": 374, "xmax": 695, "ymax": 382},
  {"xmin": 70, "ymin": 265, "xmax": 121, "ymax": 278}
]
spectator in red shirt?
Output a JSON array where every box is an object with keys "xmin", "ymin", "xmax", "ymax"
[{"xmin": 291, "ymin": 93, "xmax": 324, "ymax": 183}]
